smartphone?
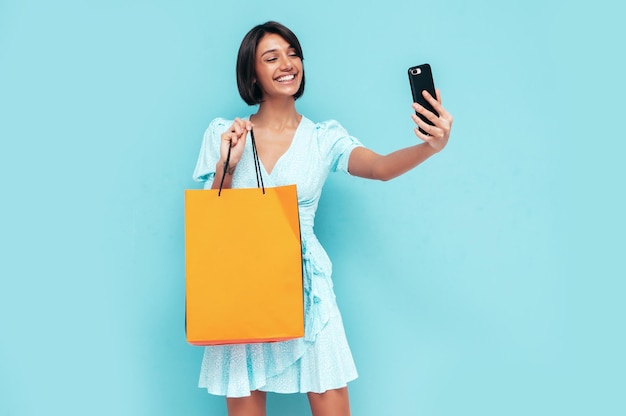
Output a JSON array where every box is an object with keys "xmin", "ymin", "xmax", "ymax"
[{"xmin": 408, "ymin": 64, "xmax": 438, "ymax": 135}]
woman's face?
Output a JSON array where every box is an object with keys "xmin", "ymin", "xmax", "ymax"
[{"xmin": 254, "ymin": 33, "xmax": 303, "ymax": 101}]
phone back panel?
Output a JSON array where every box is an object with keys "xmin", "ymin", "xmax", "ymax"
[{"xmin": 408, "ymin": 64, "xmax": 438, "ymax": 131}]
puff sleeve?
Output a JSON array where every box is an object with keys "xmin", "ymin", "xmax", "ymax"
[
  {"xmin": 192, "ymin": 118, "xmax": 229, "ymax": 188},
  {"xmin": 318, "ymin": 120, "xmax": 364, "ymax": 174}
]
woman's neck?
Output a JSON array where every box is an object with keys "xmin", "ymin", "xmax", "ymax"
[{"xmin": 251, "ymin": 97, "xmax": 301, "ymax": 131}]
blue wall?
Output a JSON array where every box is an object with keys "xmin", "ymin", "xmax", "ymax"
[{"xmin": 1, "ymin": 0, "xmax": 624, "ymax": 415}]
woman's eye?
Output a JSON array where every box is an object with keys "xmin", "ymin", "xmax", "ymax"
[{"xmin": 266, "ymin": 57, "xmax": 277, "ymax": 62}]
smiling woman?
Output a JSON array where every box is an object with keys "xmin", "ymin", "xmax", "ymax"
[
  {"xmin": 192, "ymin": 21, "xmax": 453, "ymax": 416},
  {"xmin": 254, "ymin": 34, "xmax": 301, "ymax": 98},
  {"xmin": 236, "ymin": 22, "xmax": 305, "ymax": 106}
]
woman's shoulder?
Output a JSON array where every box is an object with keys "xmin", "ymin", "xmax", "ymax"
[
  {"xmin": 206, "ymin": 117, "xmax": 232, "ymax": 131},
  {"xmin": 299, "ymin": 117, "xmax": 346, "ymax": 138},
  {"xmin": 305, "ymin": 118, "xmax": 349, "ymax": 141},
  {"xmin": 203, "ymin": 117, "xmax": 248, "ymax": 140},
  {"xmin": 307, "ymin": 118, "xmax": 343, "ymax": 131}
]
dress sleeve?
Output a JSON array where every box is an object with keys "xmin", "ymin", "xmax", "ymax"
[
  {"xmin": 192, "ymin": 118, "xmax": 229, "ymax": 188},
  {"xmin": 319, "ymin": 120, "xmax": 364, "ymax": 174}
]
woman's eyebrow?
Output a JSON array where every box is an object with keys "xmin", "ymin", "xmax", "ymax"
[{"xmin": 261, "ymin": 45, "xmax": 295, "ymax": 57}]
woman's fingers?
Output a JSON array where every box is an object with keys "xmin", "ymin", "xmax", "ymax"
[
  {"xmin": 412, "ymin": 92, "xmax": 453, "ymax": 142},
  {"xmin": 224, "ymin": 119, "xmax": 253, "ymax": 146},
  {"xmin": 232, "ymin": 118, "xmax": 252, "ymax": 135},
  {"xmin": 422, "ymin": 89, "xmax": 453, "ymax": 123},
  {"xmin": 411, "ymin": 113, "xmax": 444, "ymax": 139},
  {"xmin": 411, "ymin": 90, "xmax": 453, "ymax": 152},
  {"xmin": 412, "ymin": 122, "xmax": 447, "ymax": 152},
  {"xmin": 233, "ymin": 118, "xmax": 244, "ymax": 137},
  {"xmin": 412, "ymin": 125, "xmax": 435, "ymax": 143},
  {"xmin": 412, "ymin": 102, "xmax": 440, "ymax": 125}
]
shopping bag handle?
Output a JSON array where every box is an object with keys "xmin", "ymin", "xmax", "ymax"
[
  {"xmin": 250, "ymin": 128, "xmax": 266, "ymax": 194},
  {"xmin": 218, "ymin": 128, "xmax": 265, "ymax": 196}
]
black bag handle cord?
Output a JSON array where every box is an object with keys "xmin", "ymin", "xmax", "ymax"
[{"xmin": 218, "ymin": 128, "xmax": 265, "ymax": 196}]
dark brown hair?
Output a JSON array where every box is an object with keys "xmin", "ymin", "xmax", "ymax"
[{"xmin": 236, "ymin": 21, "xmax": 305, "ymax": 105}]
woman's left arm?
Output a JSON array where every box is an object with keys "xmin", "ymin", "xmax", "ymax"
[{"xmin": 348, "ymin": 89, "xmax": 453, "ymax": 181}]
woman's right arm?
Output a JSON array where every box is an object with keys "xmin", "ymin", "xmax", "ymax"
[{"xmin": 210, "ymin": 118, "xmax": 253, "ymax": 189}]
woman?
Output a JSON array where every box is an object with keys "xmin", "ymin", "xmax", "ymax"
[{"xmin": 193, "ymin": 21, "xmax": 453, "ymax": 416}]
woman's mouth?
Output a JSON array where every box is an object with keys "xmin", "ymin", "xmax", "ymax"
[{"xmin": 275, "ymin": 74, "xmax": 296, "ymax": 83}]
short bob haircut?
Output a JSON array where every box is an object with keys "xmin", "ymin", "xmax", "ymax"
[{"xmin": 236, "ymin": 21, "xmax": 305, "ymax": 105}]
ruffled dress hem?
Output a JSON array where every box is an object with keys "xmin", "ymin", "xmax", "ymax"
[{"xmin": 198, "ymin": 303, "xmax": 358, "ymax": 398}]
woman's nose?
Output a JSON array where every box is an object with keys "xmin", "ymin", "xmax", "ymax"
[{"xmin": 279, "ymin": 54, "xmax": 293, "ymax": 71}]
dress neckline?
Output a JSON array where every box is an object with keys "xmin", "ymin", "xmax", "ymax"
[{"xmin": 248, "ymin": 115, "xmax": 306, "ymax": 177}]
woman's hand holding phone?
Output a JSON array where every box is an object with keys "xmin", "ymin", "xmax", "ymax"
[
  {"xmin": 411, "ymin": 88, "xmax": 453, "ymax": 153},
  {"xmin": 408, "ymin": 64, "xmax": 453, "ymax": 152}
]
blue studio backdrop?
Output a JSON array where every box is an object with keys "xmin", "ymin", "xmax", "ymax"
[{"xmin": 1, "ymin": 0, "xmax": 625, "ymax": 415}]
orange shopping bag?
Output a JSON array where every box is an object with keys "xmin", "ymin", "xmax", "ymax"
[{"xmin": 184, "ymin": 132, "xmax": 304, "ymax": 346}]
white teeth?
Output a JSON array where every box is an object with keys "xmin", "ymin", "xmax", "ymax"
[{"xmin": 276, "ymin": 74, "xmax": 295, "ymax": 82}]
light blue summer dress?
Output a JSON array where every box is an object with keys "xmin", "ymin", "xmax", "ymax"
[{"xmin": 192, "ymin": 116, "xmax": 362, "ymax": 398}]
